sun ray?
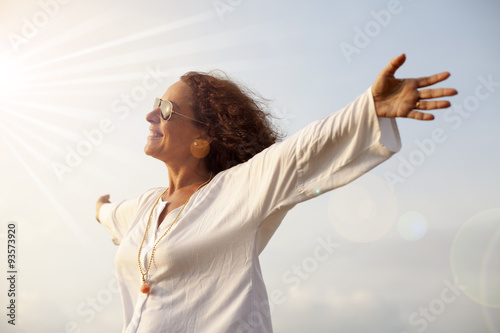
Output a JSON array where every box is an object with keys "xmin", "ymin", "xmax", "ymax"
[
  {"xmin": 22, "ymin": 20, "xmax": 284, "ymax": 84},
  {"xmin": 6, "ymin": 87, "xmax": 124, "ymax": 97},
  {"xmin": 18, "ymin": 14, "xmax": 112, "ymax": 62},
  {"xmin": 2, "ymin": 117, "xmax": 63, "ymax": 155},
  {"xmin": 1, "ymin": 133, "xmax": 97, "ymax": 254},
  {"xmin": 23, "ymin": 11, "xmax": 216, "ymax": 72},
  {"xmin": 0, "ymin": 123, "xmax": 54, "ymax": 167},
  {"xmin": 1, "ymin": 107, "xmax": 79, "ymax": 140},
  {"xmin": 17, "ymin": 71, "xmax": 158, "ymax": 89},
  {"xmin": 0, "ymin": 99, "xmax": 105, "ymax": 122}
]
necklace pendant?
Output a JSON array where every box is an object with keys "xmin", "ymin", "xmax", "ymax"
[{"xmin": 140, "ymin": 281, "xmax": 150, "ymax": 294}]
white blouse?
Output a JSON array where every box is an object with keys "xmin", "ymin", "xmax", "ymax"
[{"xmin": 99, "ymin": 88, "xmax": 401, "ymax": 333}]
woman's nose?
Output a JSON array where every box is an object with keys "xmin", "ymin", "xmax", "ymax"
[{"xmin": 146, "ymin": 108, "xmax": 161, "ymax": 123}]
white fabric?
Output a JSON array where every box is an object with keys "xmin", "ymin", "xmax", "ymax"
[{"xmin": 99, "ymin": 88, "xmax": 402, "ymax": 333}]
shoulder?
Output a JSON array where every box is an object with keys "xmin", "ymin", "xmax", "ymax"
[{"xmin": 137, "ymin": 187, "xmax": 166, "ymax": 206}]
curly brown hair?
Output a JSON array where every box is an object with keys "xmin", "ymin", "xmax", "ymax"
[{"xmin": 180, "ymin": 71, "xmax": 282, "ymax": 175}]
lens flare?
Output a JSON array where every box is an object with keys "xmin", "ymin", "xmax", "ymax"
[
  {"xmin": 398, "ymin": 211, "xmax": 428, "ymax": 241},
  {"xmin": 451, "ymin": 209, "xmax": 500, "ymax": 308},
  {"xmin": 327, "ymin": 173, "xmax": 397, "ymax": 243}
]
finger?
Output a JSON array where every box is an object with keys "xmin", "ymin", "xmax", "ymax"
[
  {"xmin": 416, "ymin": 72, "xmax": 451, "ymax": 88},
  {"xmin": 99, "ymin": 194, "xmax": 111, "ymax": 203},
  {"xmin": 383, "ymin": 53, "xmax": 406, "ymax": 77},
  {"xmin": 406, "ymin": 110, "xmax": 435, "ymax": 121},
  {"xmin": 418, "ymin": 88, "xmax": 458, "ymax": 99},
  {"xmin": 415, "ymin": 100, "xmax": 452, "ymax": 110}
]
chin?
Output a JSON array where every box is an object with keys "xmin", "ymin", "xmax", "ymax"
[
  {"xmin": 144, "ymin": 146, "xmax": 167, "ymax": 163},
  {"xmin": 144, "ymin": 143, "xmax": 156, "ymax": 157}
]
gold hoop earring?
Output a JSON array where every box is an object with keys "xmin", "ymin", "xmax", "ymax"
[{"xmin": 190, "ymin": 139, "xmax": 210, "ymax": 159}]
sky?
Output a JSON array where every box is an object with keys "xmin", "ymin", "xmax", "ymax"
[{"xmin": 0, "ymin": 0, "xmax": 499, "ymax": 332}]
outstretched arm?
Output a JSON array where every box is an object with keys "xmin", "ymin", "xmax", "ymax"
[
  {"xmin": 95, "ymin": 194, "xmax": 111, "ymax": 222},
  {"xmin": 372, "ymin": 53, "xmax": 458, "ymax": 120}
]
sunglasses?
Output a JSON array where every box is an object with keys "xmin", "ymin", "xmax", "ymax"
[{"xmin": 153, "ymin": 98, "xmax": 207, "ymax": 125}]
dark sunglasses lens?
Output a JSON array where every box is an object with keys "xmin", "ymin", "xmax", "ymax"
[
  {"xmin": 162, "ymin": 101, "xmax": 172, "ymax": 120},
  {"xmin": 154, "ymin": 99, "xmax": 171, "ymax": 120}
]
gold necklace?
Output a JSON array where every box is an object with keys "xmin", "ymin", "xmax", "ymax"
[{"xmin": 137, "ymin": 175, "xmax": 212, "ymax": 294}]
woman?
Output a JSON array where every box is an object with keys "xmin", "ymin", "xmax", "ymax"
[{"xmin": 95, "ymin": 54, "xmax": 457, "ymax": 332}]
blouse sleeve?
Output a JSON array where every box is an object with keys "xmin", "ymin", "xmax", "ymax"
[
  {"xmin": 98, "ymin": 188, "xmax": 162, "ymax": 245},
  {"xmin": 98, "ymin": 198, "xmax": 141, "ymax": 245},
  {"xmin": 223, "ymin": 87, "xmax": 402, "ymax": 221}
]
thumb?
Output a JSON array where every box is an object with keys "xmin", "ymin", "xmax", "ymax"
[
  {"xmin": 384, "ymin": 53, "xmax": 406, "ymax": 77},
  {"xmin": 98, "ymin": 194, "xmax": 111, "ymax": 203}
]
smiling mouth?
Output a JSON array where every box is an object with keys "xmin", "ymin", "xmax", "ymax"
[{"xmin": 148, "ymin": 130, "xmax": 163, "ymax": 138}]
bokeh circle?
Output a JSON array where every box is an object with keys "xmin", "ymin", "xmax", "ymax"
[
  {"xmin": 450, "ymin": 209, "xmax": 500, "ymax": 308},
  {"xmin": 398, "ymin": 211, "xmax": 428, "ymax": 241},
  {"xmin": 327, "ymin": 173, "xmax": 397, "ymax": 243}
]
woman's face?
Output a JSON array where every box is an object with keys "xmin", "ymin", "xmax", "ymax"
[{"xmin": 144, "ymin": 80, "xmax": 203, "ymax": 164}]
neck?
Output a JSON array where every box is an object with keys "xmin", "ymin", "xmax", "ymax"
[{"xmin": 165, "ymin": 162, "xmax": 211, "ymax": 195}]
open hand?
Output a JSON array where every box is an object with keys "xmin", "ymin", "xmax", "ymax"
[{"xmin": 372, "ymin": 54, "xmax": 458, "ymax": 120}]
